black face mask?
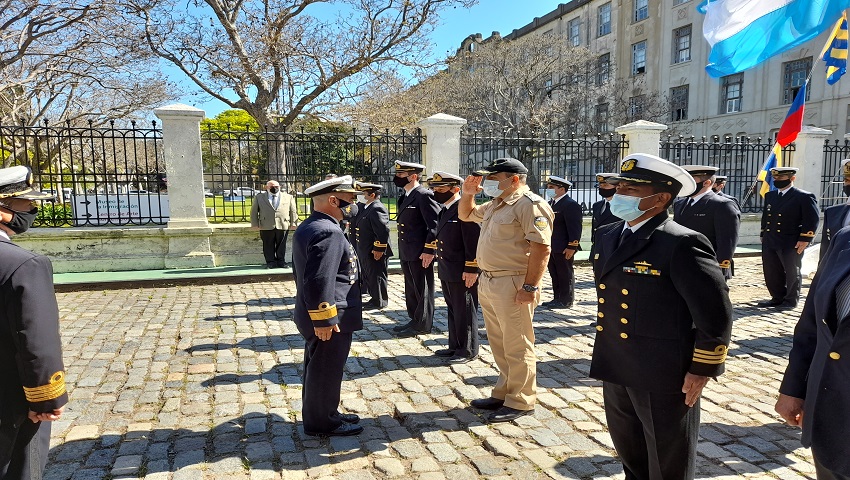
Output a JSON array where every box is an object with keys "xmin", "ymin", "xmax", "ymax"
[
  {"xmin": 337, "ymin": 199, "xmax": 357, "ymax": 220},
  {"xmin": 432, "ymin": 190, "xmax": 455, "ymax": 204},
  {"xmin": 2, "ymin": 207, "xmax": 37, "ymax": 234},
  {"xmin": 843, "ymin": 185, "xmax": 850, "ymax": 197},
  {"xmin": 269, "ymin": 186, "xmax": 280, "ymax": 194},
  {"xmin": 773, "ymin": 179, "xmax": 792, "ymax": 189},
  {"xmin": 393, "ymin": 175, "xmax": 410, "ymax": 188},
  {"xmin": 598, "ymin": 187, "xmax": 615, "ymax": 198},
  {"xmin": 689, "ymin": 180, "xmax": 706, "ymax": 197}
]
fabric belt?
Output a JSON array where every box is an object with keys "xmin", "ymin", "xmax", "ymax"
[{"xmin": 481, "ymin": 270, "xmax": 525, "ymax": 278}]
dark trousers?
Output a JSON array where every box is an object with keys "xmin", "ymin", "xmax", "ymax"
[
  {"xmin": 762, "ymin": 245, "xmax": 803, "ymax": 304},
  {"xmin": 547, "ymin": 253, "xmax": 575, "ymax": 305},
  {"xmin": 361, "ymin": 253, "xmax": 389, "ymax": 308},
  {"xmin": 440, "ymin": 279, "xmax": 480, "ymax": 358},
  {"xmin": 299, "ymin": 329, "xmax": 353, "ymax": 434},
  {"xmin": 815, "ymin": 453, "xmax": 850, "ymax": 480},
  {"xmin": 260, "ymin": 228, "xmax": 290, "ymax": 266},
  {"xmin": 0, "ymin": 416, "xmax": 50, "ymax": 480},
  {"xmin": 603, "ymin": 382, "xmax": 699, "ymax": 480},
  {"xmin": 401, "ymin": 260, "xmax": 434, "ymax": 332}
]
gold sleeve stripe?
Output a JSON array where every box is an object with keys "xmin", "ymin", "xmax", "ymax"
[
  {"xmin": 23, "ymin": 371, "xmax": 66, "ymax": 403},
  {"xmin": 568, "ymin": 240, "xmax": 580, "ymax": 246},
  {"xmin": 424, "ymin": 241, "xmax": 437, "ymax": 249},
  {"xmin": 718, "ymin": 260, "xmax": 731, "ymax": 268},
  {"xmin": 308, "ymin": 302, "xmax": 337, "ymax": 321},
  {"xmin": 373, "ymin": 241, "xmax": 388, "ymax": 247},
  {"xmin": 800, "ymin": 231, "xmax": 815, "ymax": 237},
  {"xmin": 692, "ymin": 345, "xmax": 728, "ymax": 364},
  {"xmin": 464, "ymin": 260, "xmax": 479, "ymax": 267}
]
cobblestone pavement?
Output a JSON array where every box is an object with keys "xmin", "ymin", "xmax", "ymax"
[{"xmin": 46, "ymin": 257, "xmax": 817, "ymax": 480}]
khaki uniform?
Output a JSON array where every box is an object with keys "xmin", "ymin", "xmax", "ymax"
[{"xmin": 459, "ymin": 184, "xmax": 553, "ymax": 410}]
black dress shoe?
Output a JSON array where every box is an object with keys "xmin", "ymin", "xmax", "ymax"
[
  {"xmin": 778, "ymin": 301, "xmax": 798, "ymax": 309},
  {"xmin": 338, "ymin": 413, "xmax": 360, "ymax": 424},
  {"xmin": 395, "ymin": 328, "xmax": 424, "ymax": 338},
  {"xmin": 434, "ymin": 349, "xmax": 455, "ymax": 357},
  {"xmin": 758, "ymin": 299, "xmax": 784, "ymax": 307},
  {"xmin": 304, "ymin": 422, "xmax": 363, "ymax": 437},
  {"xmin": 543, "ymin": 300, "xmax": 567, "ymax": 309},
  {"xmin": 447, "ymin": 355, "xmax": 475, "ymax": 364},
  {"xmin": 470, "ymin": 397, "xmax": 504, "ymax": 410},
  {"xmin": 488, "ymin": 406, "xmax": 533, "ymax": 423},
  {"xmin": 265, "ymin": 263, "xmax": 276, "ymax": 269},
  {"xmin": 277, "ymin": 262, "xmax": 290, "ymax": 268},
  {"xmin": 392, "ymin": 322, "xmax": 412, "ymax": 332}
]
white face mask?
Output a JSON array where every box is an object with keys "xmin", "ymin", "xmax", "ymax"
[
  {"xmin": 482, "ymin": 179, "xmax": 505, "ymax": 197},
  {"xmin": 356, "ymin": 194, "xmax": 366, "ymax": 204}
]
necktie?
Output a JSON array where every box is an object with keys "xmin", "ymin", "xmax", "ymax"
[
  {"xmin": 549, "ymin": 198, "xmax": 555, "ymax": 207},
  {"xmin": 680, "ymin": 200, "xmax": 693, "ymax": 216},
  {"xmin": 272, "ymin": 194, "xmax": 279, "ymax": 209},
  {"xmin": 837, "ymin": 274, "xmax": 850, "ymax": 323},
  {"xmin": 618, "ymin": 228, "xmax": 633, "ymax": 248}
]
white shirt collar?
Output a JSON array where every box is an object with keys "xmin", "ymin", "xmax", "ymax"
[
  {"xmin": 0, "ymin": 229, "xmax": 9, "ymax": 241},
  {"xmin": 778, "ymin": 185, "xmax": 793, "ymax": 195},
  {"xmin": 689, "ymin": 189, "xmax": 711, "ymax": 203},
  {"xmin": 443, "ymin": 196, "xmax": 460, "ymax": 209},
  {"xmin": 551, "ymin": 192, "xmax": 567, "ymax": 204},
  {"xmin": 623, "ymin": 217, "xmax": 652, "ymax": 234}
]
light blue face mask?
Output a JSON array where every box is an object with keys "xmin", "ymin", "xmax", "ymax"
[
  {"xmin": 608, "ymin": 193, "xmax": 658, "ymax": 222},
  {"xmin": 482, "ymin": 179, "xmax": 504, "ymax": 197}
]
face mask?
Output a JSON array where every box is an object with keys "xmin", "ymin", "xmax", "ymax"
[
  {"xmin": 356, "ymin": 194, "xmax": 366, "ymax": 204},
  {"xmin": 393, "ymin": 175, "xmax": 410, "ymax": 188},
  {"xmin": 689, "ymin": 180, "xmax": 705, "ymax": 197},
  {"xmin": 711, "ymin": 187, "xmax": 720, "ymax": 193},
  {"xmin": 482, "ymin": 179, "xmax": 505, "ymax": 197},
  {"xmin": 432, "ymin": 190, "xmax": 455, "ymax": 204},
  {"xmin": 598, "ymin": 187, "xmax": 615, "ymax": 198},
  {"xmin": 773, "ymin": 179, "xmax": 792, "ymax": 189},
  {"xmin": 269, "ymin": 186, "xmax": 280, "ymax": 194},
  {"xmin": 544, "ymin": 188, "xmax": 556, "ymax": 200},
  {"xmin": 337, "ymin": 198, "xmax": 357, "ymax": 220},
  {"xmin": 843, "ymin": 185, "xmax": 850, "ymax": 197},
  {"xmin": 1, "ymin": 206, "xmax": 37, "ymax": 234},
  {"xmin": 608, "ymin": 193, "xmax": 657, "ymax": 222}
]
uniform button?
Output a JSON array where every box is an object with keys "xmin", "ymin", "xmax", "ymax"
[
  {"xmin": 400, "ymin": 223, "xmax": 405, "ymax": 226},
  {"xmin": 620, "ymin": 333, "xmax": 628, "ymax": 339},
  {"xmin": 599, "ymin": 298, "xmax": 605, "ymax": 304},
  {"xmin": 777, "ymin": 230, "xmax": 781, "ymax": 233},
  {"xmin": 778, "ymin": 213, "xmax": 782, "ymax": 216},
  {"xmin": 830, "ymin": 352, "xmax": 841, "ymax": 360},
  {"xmin": 597, "ymin": 312, "xmax": 604, "ymax": 318},
  {"xmin": 599, "ymin": 284, "xmax": 606, "ymax": 290},
  {"xmin": 620, "ymin": 318, "xmax": 628, "ymax": 324},
  {"xmin": 766, "ymin": 229, "xmax": 770, "ymax": 232},
  {"xmin": 621, "ymin": 303, "xmax": 628, "ymax": 309},
  {"xmin": 621, "ymin": 289, "xmax": 629, "ymax": 295},
  {"xmin": 596, "ymin": 325, "xmax": 604, "ymax": 331}
]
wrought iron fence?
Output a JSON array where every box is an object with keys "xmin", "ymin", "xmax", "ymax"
[
  {"xmin": 201, "ymin": 126, "xmax": 424, "ymax": 221},
  {"xmin": 659, "ymin": 135, "xmax": 796, "ymax": 214},
  {"xmin": 0, "ymin": 120, "xmax": 166, "ymax": 227},
  {"xmin": 822, "ymin": 139, "xmax": 850, "ymax": 209},
  {"xmin": 460, "ymin": 131, "xmax": 629, "ymax": 214}
]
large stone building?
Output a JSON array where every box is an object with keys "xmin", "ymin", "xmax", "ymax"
[{"xmin": 457, "ymin": 0, "xmax": 850, "ymax": 141}]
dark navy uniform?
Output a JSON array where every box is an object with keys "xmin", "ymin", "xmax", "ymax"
[
  {"xmin": 819, "ymin": 203, "xmax": 850, "ymax": 263},
  {"xmin": 547, "ymin": 191, "xmax": 583, "ymax": 306},
  {"xmin": 717, "ymin": 191, "xmax": 740, "ymax": 209},
  {"xmin": 396, "ymin": 185, "xmax": 440, "ymax": 332},
  {"xmin": 591, "ymin": 199, "xmax": 619, "ymax": 237},
  {"xmin": 354, "ymin": 199, "xmax": 392, "ymax": 308},
  {"xmin": 292, "ymin": 211, "xmax": 363, "ymax": 434},
  {"xmin": 780, "ymin": 226, "xmax": 850, "ymax": 478},
  {"xmin": 1, "ymin": 237, "xmax": 68, "ymax": 480},
  {"xmin": 673, "ymin": 191, "xmax": 740, "ymax": 279},
  {"xmin": 761, "ymin": 186, "xmax": 819, "ymax": 306},
  {"xmin": 435, "ymin": 200, "xmax": 481, "ymax": 359}
]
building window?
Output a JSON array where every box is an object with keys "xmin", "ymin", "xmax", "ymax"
[
  {"xmin": 628, "ymin": 95, "xmax": 645, "ymax": 120},
  {"xmin": 568, "ymin": 18, "xmax": 581, "ymax": 46},
  {"xmin": 720, "ymin": 73, "xmax": 743, "ymax": 113},
  {"xmin": 598, "ymin": 3, "xmax": 611, "ymax": 37},
  {"xmin": 782, "ymin": 57, "xmax": 813, "ymax": 104},
  {"xmin": 672, "ymin": 25, "xmax": 691, "ymax": 64},
  {"xmin": 634, "ymin": 0, "xmax": 648, "ymax": 22},
  {"xmin": 596, "ymin": 103, "xmax": 609, "ymax": 132},
  {"xmin": 632, "ymin": 41, "xmax": 646, "ymax": 75},
  {"xmin": 597, "ymin": 53, "xmax": 610, "ymax": 85},
  {"xmin": 671, "ymin": 85, "xmax": 689, "ymax": 121}
]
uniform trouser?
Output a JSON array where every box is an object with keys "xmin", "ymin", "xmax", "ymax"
[
  {"xmin": 361, "ymin": 253, "xmax": 389, "ymax": 307},
  {"xmin": 401, "ymin": 260, "xmax": 434, "ymax": 332},
  {"xmin": 299, "ymin": 330, "xmax": 353, "ymax": 433},
  {"xmin": 547, "ymin": 253, "xmax": 575, "ymax": 305},
  {"xmin": 478, "ymin": 272, "xmax": 537, "ymax": 410},
  {"xmin": 0, "ymin": 416, "xmax": 51, "ymax": 480},
  {"xmin": 260, "ymin": 228, "xmax": 290, "ymax": 265},
  {"xmin": 762, "ymin": 245, "xmax": 803, "ymax": 304},
  {"xmin": 602, "ymin": 382, "xmax": 699, "ymax": 480},
  {"xmin": 814, "ymin": 453, "xmax": 850, "ymax": 480},
  {"xmin": 440, "ymin": 279, "xmax": 480, "ymax": 358}
]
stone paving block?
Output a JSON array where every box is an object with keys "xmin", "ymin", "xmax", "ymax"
[
  {"xmin": 484, "ymin": 436, "xmax": 522, "ymax": 459},
  {"xmin": 110, "ymin": 455, "xmax": 142, "ymax": 476},
  {"xmin": 374, "ymin": 458, "xmax": 406, "ymax": 477}
]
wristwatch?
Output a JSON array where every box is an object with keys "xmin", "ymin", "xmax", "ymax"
[{"xmin": 521, "ymin": 284, "xmax": 539, "ymax": 293}]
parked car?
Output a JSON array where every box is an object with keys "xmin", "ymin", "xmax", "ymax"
[{"xmin": 225, "ymin": 186, "xmax": 262, "ymax": 197}]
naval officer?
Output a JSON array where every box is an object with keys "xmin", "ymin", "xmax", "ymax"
[
  {"xmin": 542, "ymin": 176, "xmax": 582, "ymax": 309},
  {"xmin": 819, "ymin": 159, "xmax": 850, "ymax": 262},
  {"xmin": 353, "ymin": 182, "xmax": 392, "ymax": 309}
]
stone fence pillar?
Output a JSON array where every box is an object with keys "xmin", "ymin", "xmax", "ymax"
[
  {"xmin": 615, "ymin": 120, "xmax": 667, "ymax": 157},
  {"xmin": 792, "ymin": 126, "xmax": 831, "ymax": 197},
  {"xmin": 416, "ymin": 113, "xmax": 467, "ymax": 175},
  {"xmin": 154, "ymin": 104, "xmax": 215, "ymax": 268}
]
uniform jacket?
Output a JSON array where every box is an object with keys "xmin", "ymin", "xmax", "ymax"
[
  {"xmin": 780, "ymin": 226, "xmax": 850, "ymax": 476},
  {"xmin": 292, "ymin": 212, "xmax": 363, "ymax": 334},
  {"xmin": 591, "ymin": 200, "xmax": 620, "ymax": 239},
  {"xmin": 761, "ymin": 187, "xmax": 819, "ymax": 249},
  {"xmin": 435, "ymin": 201, "xmax": 480, "ymax": 282},
  {"xmin": 396, "ymin": 185, "xmax": 440, "ymax": 261},
  {"xmin": 250, "ymin": 191, "xmax": 299, "ymax": 230},
  {"xmin": 717, "ymin": 191, "xmax": 740, "ymax": 210},
  {"xmin": 0, "ymin": 238, "xmax": 67, "ymax": 425},
  {"xmin": 550, "ymin": 195, "xmax": 583, "ymax": 253},
  {"xmin": 590, "ymin": 213, "xmax": 733, "ymax": 393},
  {"xmin": 673, "ymin": 191, "xmax": 740, "ymax": 269},
  {"xmin": 354, "ymin": 201, "xmax": 393, "ymax": 258},
  {"xmin": 819, "ymin": 203, "xmax": 850, "ymax": 261}
]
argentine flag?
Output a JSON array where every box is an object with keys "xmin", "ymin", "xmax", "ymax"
[{"xmin": 700, "ymin": 0, "xmax": 850, "ymax": 77}]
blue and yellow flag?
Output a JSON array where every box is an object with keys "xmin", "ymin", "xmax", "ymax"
[
  {"xmin": 758, "ymin": 144, "xmax": 782, "ymax": 198},
  {"xmin": 822, "ymin": 13, "xmax": 848, "ymax": 85}
]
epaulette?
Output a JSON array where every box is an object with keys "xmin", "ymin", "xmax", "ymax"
[{"xmin": 522, "ymin": 191, "xmax": 544, "ymax": 203}]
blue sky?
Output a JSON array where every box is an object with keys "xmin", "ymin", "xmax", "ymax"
[{"xmin": 176, "ymin": 0, "xmax": 563, "ymax": 117}]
